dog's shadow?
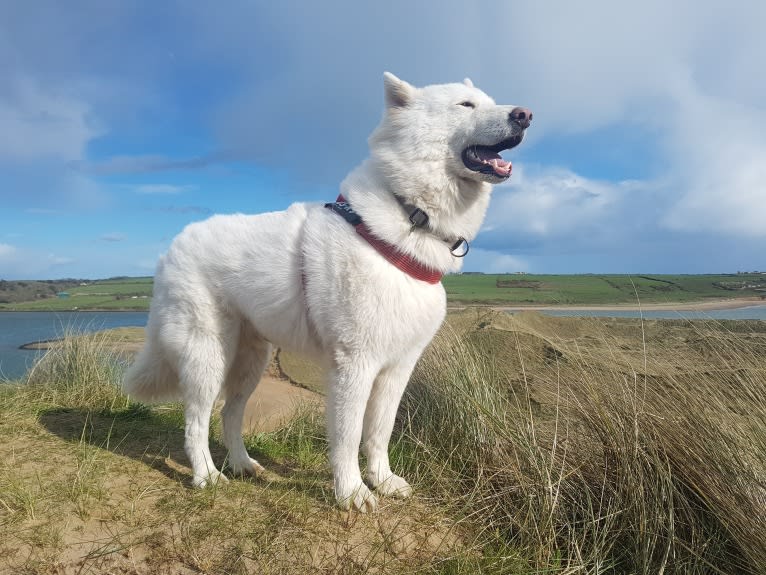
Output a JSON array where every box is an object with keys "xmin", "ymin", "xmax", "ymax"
[{"xmin": 38, "ymin": 404, "xmax": 332, "ymax": 503}]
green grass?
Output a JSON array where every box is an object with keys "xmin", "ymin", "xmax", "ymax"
[
  {"xmin": 444, "ymin": 272, "xmax": 766, "ymax": 305},
  {"xmin": 64, "ymin": 277, "xmax": 153, "ymax": 295}
]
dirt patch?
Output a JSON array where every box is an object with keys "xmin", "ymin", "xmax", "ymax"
[{"xmin": 241, "ymin": 375, "xmax": 322, "ymax": 433}]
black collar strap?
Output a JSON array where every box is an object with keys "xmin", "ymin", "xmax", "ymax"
[{"xmin": 392, "ymin": 194, "xmax": 470, "ymax": 258}]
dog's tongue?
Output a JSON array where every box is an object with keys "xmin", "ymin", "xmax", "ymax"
[
  {"xmin": 489, "ymin": 157, "xmax": 512, "ymax": 177},
  {"xmin": 476, "ymin": 148, "xmax": 512, "ymax": 177}
]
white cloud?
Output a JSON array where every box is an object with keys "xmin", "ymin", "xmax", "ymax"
[
  {"xmin": 0, "ymin": 77, "xmax": 101, "ymax": 163},
  {"xmin": 1, "ymin": 1, "xmax": 764, "ymax": 275},
  {"xmin": 100, "ymin": 233, "xmax": 126, "ymax": 242},
  {"xmin": 134, "ymin": 184, "xmax": 195, "ymax": 195},
  {"xmin": 480, "ymin": 3, "xmax": 690, "ymax": 136},
  {"xmin": 201, "ymin": 0, "xmax": 766, "ymax": 250},
  {"xmin": 483, "ymin": 165, "xmax": 643, "ymax": 241},
  {"xmin": 0, "ymin": 126, "xmax": 107, "ymax": 210},
  {"xmin": 491, "ymin": 2, "xmax": 766, "ymax": 243},
  {"xmin": 463, "ymin": 248, "xmax": 527, "ymax": 274},
  {"xmin": 74, "ymin": 154, "xmax": 220, "ymax": 175},
  {"xmin": 0, "ymin": 245, "xmax": 73, "ymax": 277},
  {"xmin": 0, "ymin": 243, "xmax": 17, "ymax": 260},
  {"xmin": 48, "ymin": 254, "xmax": 74, "ymax": 266},
  {"xmin": 661, "ymin": 77, "xmax": 766, "ymax": 237}
]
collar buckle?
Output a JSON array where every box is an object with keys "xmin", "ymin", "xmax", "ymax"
[{"xmin": 408, "ymin": 207, "xmax": 429, "ymax": 228}]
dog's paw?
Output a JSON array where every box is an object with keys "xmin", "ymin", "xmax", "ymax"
[
  {"xmin": 229, "ymin": 457, "xmax": 265, "ymax": 477},
  {"xmin": 192, "ymin": 470, "xmax": 229, "ymax": 489},
  {"xmin": 371, "ymin": 473, "xmax": 412, "ymax": 498},
  {"xmin": 336, "ymin": 482, "xmax": 378, "ymax": 513}
]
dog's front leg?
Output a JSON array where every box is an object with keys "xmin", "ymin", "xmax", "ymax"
[
  {"xmin": 326, "ymin": 361, "xmax": 378, "ymax": 512},
  {"xmin": 362, "ymin": 357, "xmax": 419, "ymax": 499}
]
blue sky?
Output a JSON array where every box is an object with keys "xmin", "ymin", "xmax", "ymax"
[{"xmin": 1, "ymin": 1, "xmax": 764, "ymax": 279}]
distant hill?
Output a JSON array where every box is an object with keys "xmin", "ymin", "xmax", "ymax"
[
  {"xmin": 0, "ymin": 279, "xmax": 84, "ymax": 304},
  {"xmin": 1, "ymin": 274, "xmax": 765, "ymax": 311},
  {"xmin": 0, "ymin": 277, "xmax": 153, "ymax": 311}
]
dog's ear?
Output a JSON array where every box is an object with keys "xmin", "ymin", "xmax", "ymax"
[
  {"xmin": 383, "ymin": 72, "xmax": 415, "ymax": 109},
  {"xmin": 463, "ymin": 78, "xmax": 474, "ymax": 88}
]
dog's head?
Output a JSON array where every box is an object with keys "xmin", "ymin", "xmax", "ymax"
[{"xmin": 370, "ymin": 73, "xmax": 532, "ymax": 186}]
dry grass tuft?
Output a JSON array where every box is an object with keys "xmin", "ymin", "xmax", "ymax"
[
  {"xmin": 22, "ymin": 330, "xmax": 130, "ymax": 412},
  {"xmin": 399, "ymin": 310, "xmax": 766, "ymax": 573}
]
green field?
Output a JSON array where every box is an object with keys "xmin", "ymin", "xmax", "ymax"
[
  {"xmin": 444, "ymin": 272, "xmax": 766, "ymax": 305},
  {"xmin": 0, "ymin": 278, "xmax": 153, "ymax": 311},
  {"xmin": 1, "ymin": 273, "xmax": 765, "ymax": 311}
]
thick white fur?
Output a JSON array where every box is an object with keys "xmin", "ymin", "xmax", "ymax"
[{"xmin": 123, "ymin": 73, "xmax": 527, "ymax": 512}]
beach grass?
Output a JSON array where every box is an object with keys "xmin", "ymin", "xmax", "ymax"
[
  {"xmin": 397, "ymin": 310, "xmax": 766, "ymax": 572},
  {"xmin": 0, "ymin": 312, "xmax": 764, "ymax": 573}
]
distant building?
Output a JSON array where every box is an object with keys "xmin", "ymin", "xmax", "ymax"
[{"xmin": 56, "ymin": 292, "xmax": 70, "ymax": 299}]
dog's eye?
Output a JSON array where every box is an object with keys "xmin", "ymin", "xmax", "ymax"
[{"xmin": 458, "ymin": 101, "xmax": 475, "ymax": 108}]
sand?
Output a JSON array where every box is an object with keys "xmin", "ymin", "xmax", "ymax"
[
  {"xmin": 452, "ymin": 296, "xmax": 766, "ymax": 313},
  {"xmin": 239, "ymin": 375, "xmax": 322, "ymax": 433}
]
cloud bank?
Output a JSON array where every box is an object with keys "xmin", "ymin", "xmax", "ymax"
[{"xmin": 1, "ymin": 0, "xmax": 764, "ymax": 277}]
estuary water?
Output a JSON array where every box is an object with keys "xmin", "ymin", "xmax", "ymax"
[
  {"xmin": 541, "ymin": 304, "xmax": 766, "ymax": 321},
  {"xmin": 1, "ymin": 305, "xmax": 765, "ymax": 381},
  {"xmin": 0, "ymin": 311, "xmax": 149, "ymax": 381}
]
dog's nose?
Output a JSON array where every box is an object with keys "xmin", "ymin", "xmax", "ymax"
[{"xmin": 510, "ymin": 107, "xmax": 533, "ymax": 129}]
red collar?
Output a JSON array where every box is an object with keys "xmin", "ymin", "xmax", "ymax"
[{"xmin": 327, "ymin": 194, "xmax": 443, "ymax": 284}]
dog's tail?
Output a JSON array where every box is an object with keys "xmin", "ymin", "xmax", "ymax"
[{"xmin": 122, "ymin": 336, "xmax": 179, "ymax": 403}]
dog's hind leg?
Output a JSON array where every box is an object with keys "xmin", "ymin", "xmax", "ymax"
[
  {"xmin": 362, "ymin": 355, "xmax": 419, "ymax": 499},
  {"xmin": 222, "ymin": 322, "xmax": 272, "ymax": 477},
  {"xmin": 179, "ymin": 329, "xmax": 232, "ymax": 488},
  {"xmin": 327, "ymin": 359, "xmax": 379, "ymax": 512}
]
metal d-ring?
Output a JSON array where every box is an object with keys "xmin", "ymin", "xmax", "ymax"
[{"xmin": 450, "ymin": 237, "xmax": 469, "ymax": 257}]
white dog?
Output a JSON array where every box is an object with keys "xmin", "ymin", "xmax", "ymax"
[{"xmin": 123, "ymin": 73, "xmax": 531, "ymax": 512}]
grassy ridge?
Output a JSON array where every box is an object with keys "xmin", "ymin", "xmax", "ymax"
[
  {"xmin": 1, "ymin": 273, "xmax": 765, "ymax": 311},
  {"xmin": 1, "ymin": 313, "xmax": 764, "ymax": 573}
]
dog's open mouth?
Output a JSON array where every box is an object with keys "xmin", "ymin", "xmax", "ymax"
[{"xmin": 461, "ymin": 134, "xmax": 524, "ymax": 179}]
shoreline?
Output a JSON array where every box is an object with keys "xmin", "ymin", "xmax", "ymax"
[
  {"xmin": 3, "ymin": 296, "xmax": 764, "ymax": 316},
  {"xmin": 450, "ymin": 296, "xmax": 766, "ymax": 313},
  {"xmin": 14, "ymin": 298, "xmax": 765, "ymax": 352},
  {"xmin": 0, "ymin": 308, "xmax": 148, "ymax": 313},
  {"xmin": 19, "ymin": 338, "xmax": 61, "ymax": 351}
]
